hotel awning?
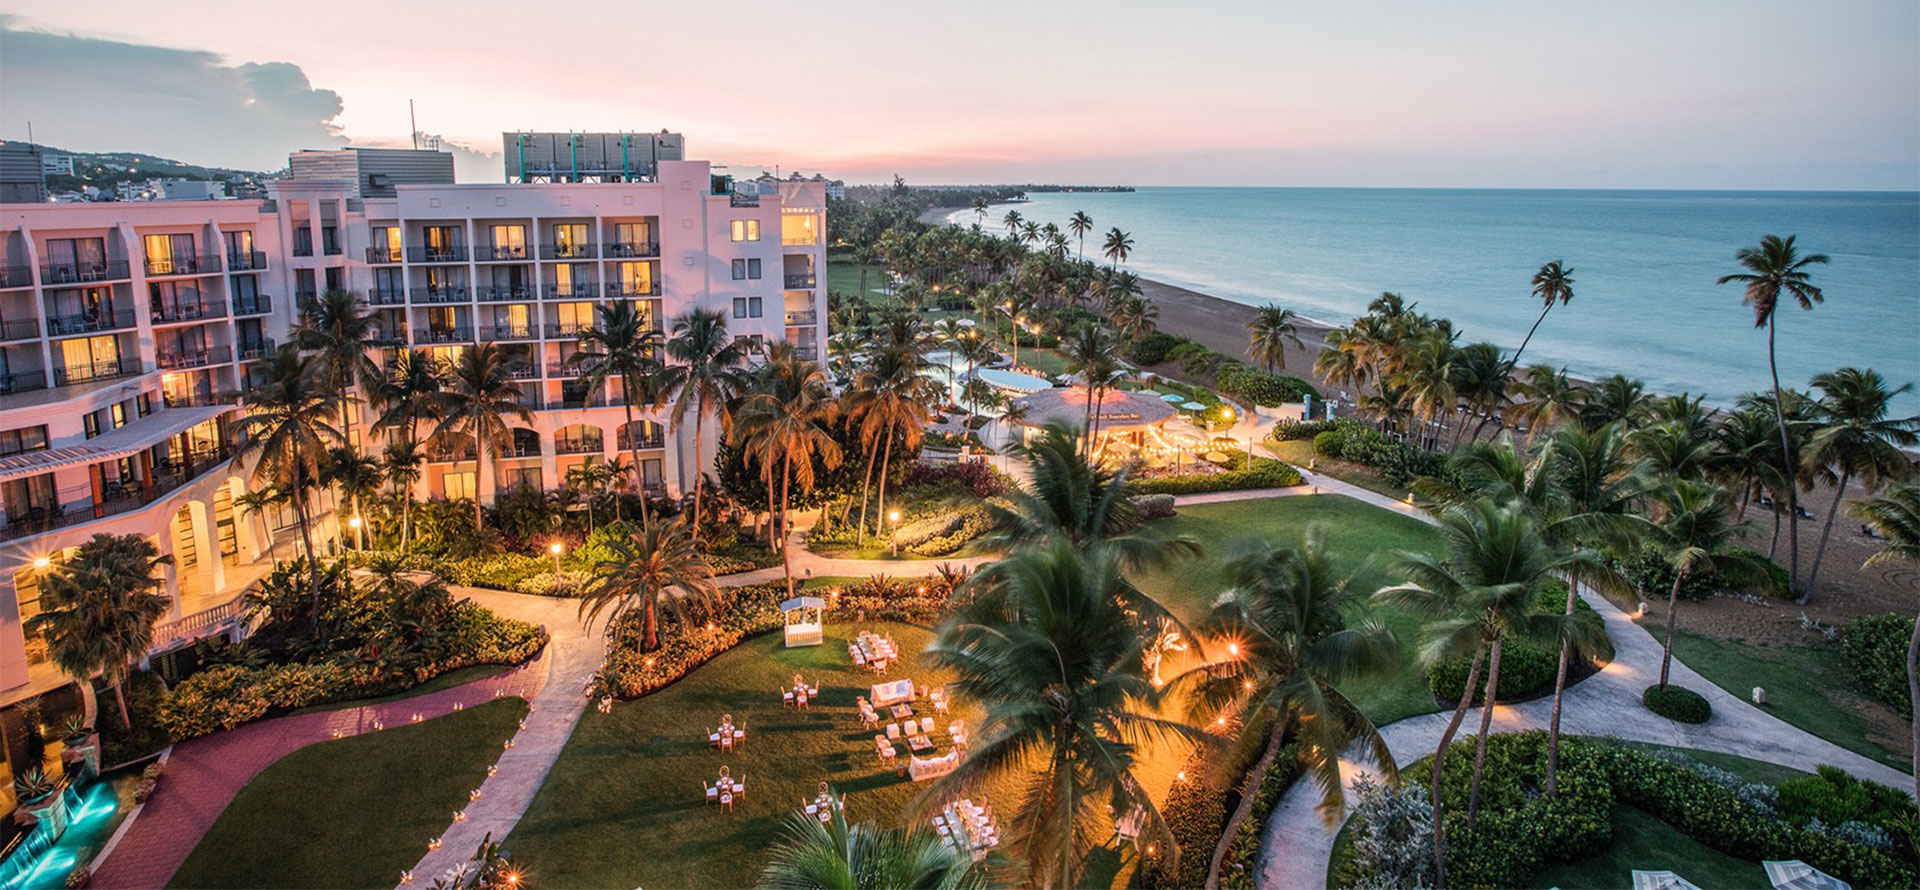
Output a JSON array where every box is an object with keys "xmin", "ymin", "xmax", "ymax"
[{"xmin": 0, "ymin": 404, "xmax": 232, "ymax": 484}]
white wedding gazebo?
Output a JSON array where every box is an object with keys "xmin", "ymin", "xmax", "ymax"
[{"xmin": 781, "ymin": 596, "xmax": 825, "ymax": 648}]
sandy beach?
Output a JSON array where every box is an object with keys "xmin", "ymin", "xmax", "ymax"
[{"xmin": 1133, "ymin": 276, "xmax": 1341, "ymax": 391}]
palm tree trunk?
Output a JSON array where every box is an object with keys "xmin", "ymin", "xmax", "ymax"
[
  {"xmin": 1766, "ymin": 317, "xmax": 1802, "ymax": 598},
  {"xmin": 1545, "ymin": 574, "xmax": 1579, "ymax": 798},
  {"xmin": 643, "ymin": 591, "xmax": 658, "ymax": 651},
  {"xmin": 1430, "ymin": 643, "xmax": 1485, "ymax": 890},
  {"xmin": 1660, "ymin": 569, "xmax": 1687, "ymax": 688},
  {"xmin": 1908, "ymin": 608, "xmax": 1919, "ymax": 801},
  {"xmin": 621, "ymin": 389, "xmax": 649, "ymax": 530},
  {"xmin": 855, "ymin": 433, "xmax": 880, "ymax": 547},
  {"xmin": 1465, "ymin": 634, "xmax": 1503, "ymax": 833},
  {"xmin": 1205, "ymin": 722, "xmax": 1286, "ymax": 890},
  {"xmin": 472, "ymin": 408, "xmax": 487, "ymax": 532},
  {"xmin": 1767, "ymin": 498, "xmax": 1782, "ymax": 561},
  {"xmin": 779, "ymin": 451, "xmax": 796, "ymax": 598},
  {"xmin": 1506, "ymin": 303, "xmax": 1553, "ymax": 376},
  {"xmin": 1805, "ymin": 468, "xmax": 1850, "ymax": 602},
  {"xmin": 876, "ymin": 434, "xmax": 897, "ymax": 543},
  {"xmin": 764, "ymin": 464, "xmax": 779, "ymax": 554},
  {"xmin": 690, "ymin": 410, "xmax": 708, "ymax": 541},
  {"xmin": 112, "ymin": 674, "xmax": 132, "ymax": 731}
]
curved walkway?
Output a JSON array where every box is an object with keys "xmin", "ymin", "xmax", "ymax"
[{"xmin": 1253, "ymin": 490, "xmax": 1916, "ymax": 890}]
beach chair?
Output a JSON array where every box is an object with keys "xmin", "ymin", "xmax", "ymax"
[{"xmin": 704, "ymin": 781, "xmax": 718, "ymax": 805}]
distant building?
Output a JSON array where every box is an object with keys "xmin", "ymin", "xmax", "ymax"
[
  {"xmin": 40, "ymin": 155, "xmax": 72, "ymax": 177},
  {"xmin": 155, "ymin": 179, "xmax": 226, "ymax": 201},
  {"xmin": 0, "ymin": 143, "xmax": 47, "ymax": 204},
  {"xmin": 287, "ymin": 147, "xmax": 456, "ymax": 198}
]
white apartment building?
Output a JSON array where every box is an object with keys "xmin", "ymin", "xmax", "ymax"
[{"xmin": 0, "ymin": 135, "xmax": 827, "ymax": 717}]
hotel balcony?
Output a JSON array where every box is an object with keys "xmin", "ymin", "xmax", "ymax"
[
  {"xmin": 156, "ymin": 344, "xmax": 233, "ymax": 370},
  {"xmin": 151, "ymin": 301, "xmax": 227, "ymax": 325},
  {"xmin": 47, "ymin": 309, "xmax": 137, "ymax": 337},
  {"xmin": 228, "ymin": 251, "xmax": 268, "ymax": 271},
  {"xmin": 366, "ymin": 246, "xmax": 402, "ymax": 264},
  {"xmin": 0, "ymin": 446, "xmax": 233, "ymax": 544},
  {"xmin": 406, "ymin": 246, "xmax": 468, "ymax": 264},
  {"xmin": 232, "ymin": 295, "xmax": 273, "ymax": 316},
  {"xmin": 237, "ymin": 338, "xmax": 276, "ymax": 361},
  {"xmin": 479, "ymin": 324, "xmax": 537, "ymax": 342},
  {"xmin": 476, "ymin": 285, "xmax": 534, "ymax": 302},
  {"xmin": 410, "ymin": 286, "xmax": 471, "ymax": 304},
  {"xmin": 547, "ymin": 359, "xmax": 605, "ymax": 379},
  {"xmin": 544, "ymin": 323, "xmax": 591, "ymax": 339},
  {"xmin": 0, "ymin": 370, "xmax": 48, "ymax": 395},
  {"xmin": 605, "ymin": 282, "xmax": 662, "ymax": 298},
  {"xmin": 543, "ymin": 283, "xmax": 601, "ymax": 300},
  {"xmin": 617, "ymin": 429, "xmax": 666, "ymax": 450},
  {"xmin": 0, "ymin": 317, "xmax": 40, "ymax": 342},
  {"xmin": 477, "ymin": 245, "xmax": 530, "ymax": 262},
  {"xmin": 414, "ymin": 327, "xmax": 476, "ymax": 344},
  {"xmin": 1, "ymin": 266, "xmax": 33, "ymax": 288},
  {"xmin": 506, "ymin": 363, "xmax": 541, "ymax": 381},
  {"xmin": 784, "ymin": 273, "xmax": 816, "ymax": 289},
  {"xmin": 427, "ymin": 443, "xmax": 477, "ymax": 464},
  {"xmin": 366, "ymin": 288, "xmax": 407, "ymax": 307},
  {"xmin": 291, "ymin": 244, "xmax": 313, "ymax": 258},
  {"xmin": 540, "ymin": 243, "xmax": 598, "ymax": 260},
  {"xmin": 554, "ymin": 436, "xmax": 603, "ymax": 455},
  {"xmin": 53, "ymin": 356, "xmax": 145, "ymax": 387},
  {"xmin": 547, "ymin": 392, "xmax": 612, "ymax": 410},
  {"xmin": 39, "ymin": 260, "xmax": 131, "ymax": 285},
  {"xmin": 162, "ymin": 390, "xmax": 240, "ymax": 409},
  {"xmin": 603, "ymin": 241, "xmax": 660, "ymax": 259},
  {"xmin": 785, "ymin": 310, "xmax": 818, "ymax": 326},
  {"xmin": 144, "ymin": 255, "xmax": 222, "ymax": 277}
]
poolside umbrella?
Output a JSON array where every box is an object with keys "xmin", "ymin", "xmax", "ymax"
[
  {"xmin": 1764, "ymin": 861, "xmax": 1851, "ymax": 890},
  {"xmin": 1632, "ymin": 872, "xmax": 1703, "ymax": 890},
  {"xmin": 1181, "ymin": 401, "xmax": 1207, "ymax": 411},
  {"xmin": 1159, "ymin": 393, "xmax": 1186, "ymax": 403}
]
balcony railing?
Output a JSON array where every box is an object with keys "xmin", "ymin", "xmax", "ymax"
[
  {"xmin": 47, "ymin": 310, "xmax": 137, "ymax": 337},
  {"xmin": 407, "ymin": 246, "xmax": 468, "ymax": 263},
  {"xmin": 475, "ymin": 285, "xmax": 534, "ymax": 302},
  {"xmin": 547, "ymin": 359, "xmax": 607, "ymax": 378},
  {"xmin": 785, "ymin": 310, "xmax": 818, "ymax": 326},
  {"xmin": 617, "ymin": 430, "xmax": 666, "ymax": 450},
  {"xmin": 291, "ymin": 244, "xmax": 314, "ymax": 258},
  {"xmin": 502, "ymin": 439, "xmax": 541, "ymax": 459},
  {"xmin": 544, "ymin": 323, "xmax": 590, "ymax": 339},
  {"xmin": 151, "ymin": 301, "xmax": 226, "ymax": 324},
  {"xmin": 144, "ymin": 255, "xmax": 221, "ymax": 276},
  {"xmin": 53, "ymin": 356, "xmax": 144, "ymax": 386},
  {"xmin": 232, "ymin": 295, "xmax": 272, "ymax": 316},
  {"xmin": 156, "ymin": 345, "xmax": 233, "ymax": 370},
  {"xmin": 428, "ymin": 445, "xmax": 478, "ymax": 463},
  {"xmin": 40, "ymin": 260, "xmax": 130, "ymax": 284},
  {"xmin": 410, "ymin": 286, "xmax": 470, "ymax": 304},
  {"xmin": 554, "ymin": 437, "xmax": 604, "ymax": 455},
  {"xmin": 163, "ymin": 390, "xmax": 240, "ymax": 408},
  {"xmin": 730, "ymin": 193, "xmax": 760, "ymax": 207},
  {"xmin": 414, "ymin": 327, "xmax": 475, "ymax": 344},
  {"xmin": 228, "ymin": 251, "xmax": 268, "ymax": 271},
  {"xmin": 0, "ymin": 317, "xmax": 40, "ymax": 341},
  {"xmin": 0, "ymin": 370, "xmax": 48, "ymax": 394},
  {"xmin": 323, "ymin": 243, "xmax": 343, "ymax": 256},
  {"xmin": 540, "ymin": 243, "xmax": 598, "ymax": 260},
  {"xmin": 367, "ymin": 288, "xmax": 407, "ymax": 306},
  {"xmin": 784, "ymin": 273, "xmax": 817, "ymax": 289},
  {"xmin": 1, "ymin": 265, "xmax": 32, "ymax": 288},
  {"xmin": 237, "ymin": 338, "xmax": 276, "ymax": 361},
  {"xmin": 366, "ymin": 246, "xmax": 402, "ymax": 264},
  {"xmin": 478, "ymin": 245, "xmax": 530, "ymax": 261},
  {"xmin": 479, "ymin": 324, "xmax": 537, "ymax": 342},
  {"xmin": 604, "ymin": 241, "xmax": 659, "ymax": 259},
  {"xmin": 506, "ymin": 365, "xmax": 541, "ymax": 381},
  {"xmin": 0, "ymin": 448, "xmax": 231, "ymax": 543},
  {"xmin": 605, "ymin": 282, "xmax": 662, "ymax": 298}
]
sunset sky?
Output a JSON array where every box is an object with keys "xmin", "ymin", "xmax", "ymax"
[{"xmin": 2, "ymin": 1, "xmax": 1916, "ymax": 189}]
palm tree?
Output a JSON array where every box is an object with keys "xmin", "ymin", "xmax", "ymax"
[
  {"xmin": 230, "ymin": 345, "xmax": 341, "ymax": 618},
  {"xmin": 292, "ymin": 289, "xmax": 381, "ymax": 457},
  {"xmin": 663, "ymin": 309, "xmax": 748, "ymax": 540},
  {"xmin": 924, "ymin": 542, "xmax": 1205, "ymax": 888},
  {"xmin": 1001, "ymin": 209, "xmax": 1024, "ymax": 236},
  {"xmin": 577, "ymin": 300, "xmax": 669, "ymax": 526},
  {"xmin": 732, "ymin": 343, "xmax": 843, "ymax": 596},
  {"xmin": 380, "ymin": 439, "xmax": 425, "ymax": 549},
  {"xmin": 1649, "ymin": 480, "xmax": 1773, "ymax": 688},
  {"xmin": 322, "ymin": 446, "xmax": 383, "ymax": 550},
  {"xmin": 1849, "ymin": 481, "xmax": 1920, "ymax": 799},
  {"xmin": 1375, "ymin": 498, "xmax": 1603, "ymax": 886},
  {"xmin": 232, "ymin": 485, "xmax": 286, "ymax": 568},
  {"xmin": 1108, "ymin": 294, "xmax": 1159, "ymax": 345},
  {"xmin": 579, "ymin": 517, "xmax": 717, "ymax": 652},
  {"xmin": 1100, "ymin": 228, "xmax": 1133, "ymax": 269},
  {"xmin": 1173, "ymin": 529, "xmax": 1398, "ymax": 883},
  {"xmin": 848, "ymin": 347, "xmax": 935, "ymax": 546},
  {"xmin": 983, "ymin": 422, "xmax": 1197, "ymax": 572},
  {"xmin": 1063, "ymin": 322, "xmax": 1122, "ymax": 449},
  {"xmin": 1506, "ymin": 261, "xmax": 1574, "ymax": 373},
  {"xmin": 761, "ymin": 798, "xmax": 989, "ymax": 890},
  {"xmin": 952, "ymin": 331, "xmax": 998, "ymax": 419},
  {"xmin": 1507, "ymin": 364, "xmax": 1583, "ymax": 448},
  {"xmin": 1068, "ymin": 210, "xmax": 1093, "ymax": 261},
  {"xmin": 1718, "ymin": 234, "xmax": 1829, "ymax": 593},
  {"xmin": 431, "ymin": 344, "xmax": 534, "ymax": 531},
  {"xmin": 372, "ymin": 347, "xmax": 447, "ymax": 450},
  {"xmin": 1246, "ymin": 305, "xmax": 1305, "ymax": 373},
  {"xmin": 970, "ymin": 195, "xmax": 989, "ymax": 226},
  {"xmin": 26, "ymin": 534, "xmax": 171, "ymax": 730},
  {"xmin": 1802, "ymin": 368, "xmax": 1919, "ymax": 601}
]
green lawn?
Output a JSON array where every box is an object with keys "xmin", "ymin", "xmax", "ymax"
[
  {"xmin": 287, "ymin": 662, "xmax": 518, "ymax": 715},
  {"xmin": 1531, "ymin": 805, "xmax": 1766, "ymax": 889},
  {"xmin": 1265, "ymin": 439, "xmax": 1411, "ymax": 501},
  {"xmin": 1130, "ymin": 495, "xmax": 1446, "ymax": 725},
  {"xmin": 169, "ymin": 697, "xmax": 529, "ymax": 889},
  {"xmin": 826, "ymin": 260, "xmax": 892, "ymax": 304}
]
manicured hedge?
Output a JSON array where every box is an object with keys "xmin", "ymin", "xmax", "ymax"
[
  {"xmin": 1840, "ymin": 612, "xmax": 1914, "ymax": 716},
  {"xmin": 1427, "ymin": 583, "xmax": 1610, "ymax": 704},
  {"xmin": 1131, "ymin": 458, "xmax": 1303, "ymax": 495},
  {"xmin": 1275, "ymin": 419, "xmax": 1449, "ymax": 487},
  {"xmin": 1642, "ymin": 684, "xmax": 1713, "ymax": 723},
  {"xmin": 1216, "ymin": 363, "xmax": 1318, "ymax": 407},
  {"xmin": 1218, "ymin": 743, "xmax": 1305, "ymax": 890},
  {"xmin": 1128, "ymin": 331, "xmax": 1186, "ymax": 366},
  {"xmin": 1139, "ymin": 714, "xmax": 1277, "ymax": 890},
  {"xmin": 1271, "ymin": 419, "xmax": 1342, "ymax": 441}
]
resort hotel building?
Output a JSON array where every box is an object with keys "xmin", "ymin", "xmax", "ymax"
[{"xmin": 0, "ymin": 133, "xmax": 828, "ymax": 801}]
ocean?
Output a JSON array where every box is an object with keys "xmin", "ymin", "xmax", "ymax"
[{"xmin": 943, "ymin": 188, "xmax": 1920, "ymax": 416}]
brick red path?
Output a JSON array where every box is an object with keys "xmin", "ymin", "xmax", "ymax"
[{"xmin": 89, "ymin": 649, "xmax": 550, "ymax": 890}]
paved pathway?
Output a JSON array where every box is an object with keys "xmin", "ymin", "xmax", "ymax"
[{"xmin": 1253, "ymin": 495, "xmax": 1916, "ymax": 890}]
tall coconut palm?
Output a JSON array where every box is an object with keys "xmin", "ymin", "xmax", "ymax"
[
  {"xmin": 1375, "ymin": 498, "xmax": 1603, "ymax": 886},
  {"xmin": 1506, "ymin": 261, "xmax": 1574, "ymax": 373},
  {"xmin": 292, "ymin": 289, "xmax": 381, "ymax": 457},
  {"xmin": 731, "ymin": 343, "xmax": 843, "ymax": 596},
  {"xmin": 663, "ymin": 309, "xmax": 748, "ymax": 540},
  {"xmin": 381, "ymin": 439, "xmax": 426, "ymax": 549},
  {"xmin": 230, "ymin": 345, "xmax": 340, "ymax": 618},
  {"xmin": 232, "ymin": 484, "xmax": 286, "ymax": 568},
  {"xmin": 1173, "ymin": 529, "xmax": 1398, "ymax": 886},
  {"xmin": 372, "ymin": 347, "xmax": 447, "ymax": 450},
  {"xmin": 1109, "ymin": 294, "xmax": 1159, "ymax": 345},
  {"xmin": 577, "ymin": 300, "xmax": 669, "ymax": 526},
  {"xmin": 1100, "ymin": 227, "xmax": 1133, "ymax": 269},
  {"xmin": 1649, "ymin": 480, "xmax": 1773, "ymax": 688},
  {"xmin": 1068, "ymin": 210, "xmax": 1093, "ymax": 261},
  {"xmin": 1002, "ymin": 209, "xmax": 1024, "ymax": 236},
  {"xmin": 1802, "ymin": 368, "xmax": 1919, "ymax": 601},
  {"xmin": 26, "ymin": 534, "xmax": 171, "ymax": 730},
  {"xmin": 431, "ymin": 344, "xmax": 533, "ymax": 531},
  {"xmin": 761, "ymin": 794, "xmax": 990, "ymax": 890},
  {"xmin": 1246, "ymin": 305, "xmax": 1305, "ymax": 374},
  {"xmin": 1718, "ymin": 234, "xmax": 1829, "ymax": 593},
  {"xmin": 1507, "ymin": 364, "xmax": 1583, "ymax": 448},
  {"xmin": 1580, "ymin": 374, "xmax": 1647, "ymax": 431},
  {"xmin": 924, "ymin": 542, "xmax": 1205, "ymax": 888},
  {"xmin": 983, "ymin": 422, "xmax": 1198, "ymax": 572},
  {"xmin": 579, "ymin": 516, "xmax": 718, "ymax": 652},
  {"xmin": 848, "ymin": 347, "xmax": 935, "ymax": 546},
  {"xmin": 322, "ymin": 446, "xmax": 383, "ymax": 550},
  {"xmin": 1063, "ymin": 322, "xmax": 1122, "ymax": 449},
  {"xmin": 1849, "ymin": 481, "xmax": 1920, "ymax": 799},
  {"xmin": 970, "ymin": 195, "xmax": 989, "ymax": 226}
]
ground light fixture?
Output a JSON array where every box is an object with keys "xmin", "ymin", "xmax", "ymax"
[
  {"xmin": 888, "ymin": 510, "xmax": 902, "ymax": 556},
  {"xmin": 550, "ymin": 541, "xmax": 565, "ymax": 593}
]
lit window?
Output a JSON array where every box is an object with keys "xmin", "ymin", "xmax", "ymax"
[{"xmin": 730, "ymin": 220, "xmax": 760, "ymax": 242}]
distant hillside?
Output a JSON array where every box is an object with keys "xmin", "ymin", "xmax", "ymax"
[{"xmin": 33, "ymin": 145, "xmax": 278, "ymax": 194}]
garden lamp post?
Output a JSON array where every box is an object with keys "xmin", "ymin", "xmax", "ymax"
[
  {"xmin": 888, "ymin": 510, "xmax": 901, "ymax": 557},
  {"xmin": 549, "ymin": 541, "xmax": 564, "ymax": 593},
  {"xmin": 348, "ymin": 515, "xmax": 363, "ymax": 551}
]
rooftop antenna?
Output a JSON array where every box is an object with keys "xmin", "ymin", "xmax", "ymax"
[
  {"xmin": 409, "ymin": 100, "xmax": 418, "ymax": 150},
  {"xmin": 25, "ymin": 121, "xmax": 33, "ymax": 146}
]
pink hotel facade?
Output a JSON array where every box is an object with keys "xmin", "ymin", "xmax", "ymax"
[{"xmin": 0, "ymin": 134, "xmax": 827, "ymax": 710}]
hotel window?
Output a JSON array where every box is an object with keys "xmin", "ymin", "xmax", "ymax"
[
  {"xmin": 223, "ymin": 229, "xmax": 254, "ymax": 260},
  {"xmin": 324, "ymin": 267, "xmax": 343, "ymax": 291},
  {"xmin": 373, "ymin": 226, "xmax": 402, "ymax": 259},
  {"xmin": 374, "ymin": 267, "xmax": 404, "ymax": 297},
  {"xmin": 551, "ymin": 224, "xmax": 587, "ymax": 255},
  {"xmin": 614, "ymin": 222, "xmax": 651, "ymax": 254},
  {"xmin": 295, "ymin": 269, "xmax": 316, "ymax": 298},
  {"xmin": 731, "ymin": 297, "xmax": 762, "ymax": 319},
  {"xmin": 781, "ymin": 213, "xmax": 819, "ymax": 246},
  {"xmin": 730, "ymin": 259, "xmax": 762, "ymax": 280},
  {"xmin": 617, "ymin": 262, "xmax": 652, "ymax": 295},
  {"xmin": 44, "ymin": 238, "xmax": 106, "ymax": 280},
  {"xmin": 149, "ymin": 280, "xmax": 203, "ymax": 317},
  {"xmin": 424, "ymin": 226, "xmax": 463, "ymax": 252},
  {"xmin": 556, "ymin": 302, "xmax": 595, "ymax": 333},
  {"xmin": 292, "ymin": 227, "xmax": 313, "ymax": 255},
  {"xmin": 490, "ymin": 225, "xmax": 526, "ymax": 259},
  {"xmin": 321, "ymin": 226, "xmax": 339, "ymax": 255},
  {"xmin": 442, "ymin": 472, "xmax": 476, "ymax": 501},
  {"xmin": 61, "ymin": 335, "xmax": 120, "ymax": 375},
  {"xmin": 502, "ymin": 466, "xmax": 541, "ymax": 491},
  {"xmin": 730, "ymin": 220, "xmax": 760, "ymax": 242},
  {"xmin": 230, "ymin": 275, "xmax": 258, "ymax": 301},
  {"xmin": 0, "ymin": 425, "xmax": 49, "ymax": 458},
  {"xmin": 143, "ymin": 234, "xmax": 195, "ymax": 274},
  {"xmin": 424, "ymin": 267, "xmax": 462, "ymax": 293}
]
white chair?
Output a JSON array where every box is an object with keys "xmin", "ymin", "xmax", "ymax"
[
  {"xmin": 708, "ymin": 729, "xmax": 721, "ymax": 747},
  {"xmin": 807, "ymin": 686, "xmax": 819, "ymax": 698},
  {"xmin": 805, "ymin": 802, "xmax": 819, "ymax": 815},
  {"xmin": 734, "ymin": 727, "xmax": 746, "ymax": 744},
  {"xmin": 720, "ymin": 791, "xmax": 734, "ymax": 812},
  {"xmin": 783, "ymin": 689, "xmax": 795, "ymax": 707},
  {"xmin": 851, "ymin": 650, "xmax": 867, "ymax": 667},
  {"xmin": 704, "ymin": 781, "xmax": 718, "ymax": 805},
  {"xmin": 933, "ymin": 697, "xmax": 949, "ymax": 714},
  {"xmin": 719, "ymin": 733, "xmax": 733, "ymax": 752},
  {"xmin": 796, "ymin": 692, "xmax": 808, "ymax": 709},
  {"xmin": 734, "ymin": 776, "xmax": 747, "ymax": 798}
]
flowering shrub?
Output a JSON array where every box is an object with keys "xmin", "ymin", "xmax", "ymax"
[
  {"xmin": 904, "ymin": 461, "xmax": 1009, "ymax": 499},
  {"xmin": 1131, "ymin": 458, "xmax": 1303, "ymax": 495}
]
